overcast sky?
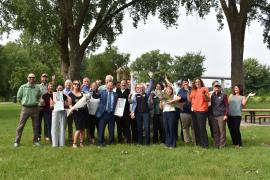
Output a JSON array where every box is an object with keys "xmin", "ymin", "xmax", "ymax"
[
  {"xmin": 101, "ymin": 11, "xmax": 270, "ymax": 78},
  {"xmin": 1, "ymin": 10, "xmax": 269, "ymax": 86}
]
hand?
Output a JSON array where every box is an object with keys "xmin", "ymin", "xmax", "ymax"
[
  {"xmin": 148, "ymin": 72, "xmax": 153, "ymax": 78},
  {"xmin": 165, "ymin": 75, "xmax": 168, "ymax": 81},
  {"xmin": 52, "ymin": 75, "xmax": 56, "ymax": 81},
  {"xmin": 116, "ymin": 66, "xmax": 121, "ymax": 73},
  {"xmin": 223, "ymin": 115, "xmax": 228, "ymax": 121},
  {"xmin": 130, "ymin": 112, "xmax": 135, "ymax": 119},
  {"xmin": 248, "ymin": 92, "xmax": 256, "ymax": 97},
  {"xmin": 166, "ymin": 100, "xmax": 174, "ymax": 104}
]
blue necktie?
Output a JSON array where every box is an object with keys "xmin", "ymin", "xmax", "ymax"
[{"xmin": 108, "ymin": 92, "xmax": 112, "ymax": 112}]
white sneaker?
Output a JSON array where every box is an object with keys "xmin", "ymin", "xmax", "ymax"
[
  {"xmin": 33, "ymin": 142, "xmax": 41, "ymax": 147},
  {"xmin": 14, "ymin": 142, "xmax": 19, "ymax": 148}
]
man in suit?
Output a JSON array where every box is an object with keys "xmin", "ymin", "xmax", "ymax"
[
  {"xmin": 96, "ymin": 81, "xmax": 117, "ymax": 146},
  {"xmin": 115, "ymin": 79, "xmax": 131, "ymax": 143}
]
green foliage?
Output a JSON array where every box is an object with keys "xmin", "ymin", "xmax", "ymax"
[
  {"xmin": 130, "ymin": 50, "xmax": 173, "ymax": 83},
  {"xmin": 0, "ymin": 41, "xmax": 62, "ymax": 96},
  {"xmin": 83, "ymin": 47, "xmax": 130, "ymax": 82},
  {"xmin": 172, "ymin": 52, "xmax": 205, "ymax": 81},
  {"xmin": 244, "ymin": 58, "xmax": 270, "ymax": 94}
]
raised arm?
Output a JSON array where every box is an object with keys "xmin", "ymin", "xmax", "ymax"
[
  {"xmin": 130, "ymin": 71, "xmax": 136, "ymax": 95},
  {"xmin": 145, "ymin": 72, "xmax": 154, "ymax": 97},
  {"xmin": 242, "ymin": 92, "xmax": 256, "ymax": 106}
]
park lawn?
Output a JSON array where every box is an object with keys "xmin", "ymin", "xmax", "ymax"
[{"xmin": 0, "ymin": 103, "xmax": 270, "ymax": 180}]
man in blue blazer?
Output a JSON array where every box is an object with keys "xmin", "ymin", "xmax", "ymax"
[{"xmin": 96, "ymin": 81, "xmax": 117, "ymax": 146}]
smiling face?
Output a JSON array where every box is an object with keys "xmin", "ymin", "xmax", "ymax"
[
  {"xmin": 106, "ymin": 81, "xmax": 114, "ymax": 92},
  {"xmin": 195, "ymin": 79, "xmax": 202, "ymax": 88},
  {"xmin": 165, "ymin": 86, "xmax": 173, "ymax": 96},
  {"xmin": 72, "ymin": 81, "xmax": 80, "ymax": 91},
  {"xmin": 27, "ymin": 73, "xmax": 36, "ymax": 84}
]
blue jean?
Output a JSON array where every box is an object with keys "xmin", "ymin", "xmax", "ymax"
[
  {"xmin": 98, "ymin": 111, "xmax": 115, "ymax": 145},
  {"xmin": 136, "ymin": 112, "xmax": 150, "ymax": 145},
  {"xmin": 163, "ymin": 111, "xmax": 177, "ymax": 147}
]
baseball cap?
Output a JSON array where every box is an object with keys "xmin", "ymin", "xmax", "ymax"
[
  {"xmin": 41, "ymin": 73, "xmax": 48, "ymax": 77},
  {"xmin": 214, "ymin": 81, "xmax": 221, "ymax": 87}
]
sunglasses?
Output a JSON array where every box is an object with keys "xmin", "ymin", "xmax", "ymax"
[
  {"xmin": 28, "ymin": 77, "xmax": 35, "ymax": 79},
  {"xmin": 73, "ymin": 83, "xmax": 80, "ymax": 86}
]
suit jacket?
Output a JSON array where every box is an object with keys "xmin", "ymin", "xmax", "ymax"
[
  {"xmin": 96, "ymin": 90, "xmax": 118, "ymax": 118},
  {"xmin": 116, "ymin": 88, "xmax": 131, "ymax": 115}
]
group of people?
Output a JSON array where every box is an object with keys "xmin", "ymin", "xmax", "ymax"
[{"xmin": 13, "ymin": 70, "xmax": 255, "ymax": 149}]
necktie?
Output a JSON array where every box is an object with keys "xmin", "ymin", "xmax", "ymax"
[{"xmin": 108, "ymin": 92, "xmax": 112, "ymax": 112}]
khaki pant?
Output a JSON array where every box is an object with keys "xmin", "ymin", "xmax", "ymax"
[
  {"xmin": 15, "ymin": 106, "xmax": 39, "ymax": 143},
  {"xmin": 180, "ymin": 113, "xmax": 195, "ymax": 144},
  {"xmin": 212, "ymin": 116, "xmax": 226, "ymax": 148}
]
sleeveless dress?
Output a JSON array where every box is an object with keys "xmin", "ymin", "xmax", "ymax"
[{"xmin": 69, "ymin": 92, "xmax": 88, "ymax": 130}]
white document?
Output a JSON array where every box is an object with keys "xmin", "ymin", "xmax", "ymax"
[
  {"xmin": 114, "ymin": 98, "xmax": 126, "ymax": 117},
  {"xmin": 53, "ymin": 92, "xmax": 64, "ymax": 111},
  {"xmin": 87, "ymin": 98, "xmax": 100, "ymax": 115}
]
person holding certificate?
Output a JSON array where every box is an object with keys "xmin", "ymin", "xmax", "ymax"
[
  {"xmin": 115, "ymin": 79, "xmax": 131, "ymax": 143},
  {"xmin": 51, "ymin": 84, "xmax": 68, "ymax": 147}
]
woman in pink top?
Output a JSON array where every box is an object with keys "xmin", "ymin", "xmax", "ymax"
[{"xmin": 189, "ymin": 78, "xmax": 210, "ymax": 148}]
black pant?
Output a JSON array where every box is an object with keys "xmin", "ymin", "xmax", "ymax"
[
  {"xmin": 227, "ymin": 116, "xmax": 242, "ymax": 146},
  {"xmin": 130, "ymin": 117, "xmax": 138, "ymax": 143},
  {"xmin": 87, "ymin": 114, "xmax": 99, "ymax": 140},
  {"xmin": 38, "ymin": 109, "xmax": 48, "ymax": 138},
  {"xmin": 67, "ymin": 115, "xmax": 74, "ymax": 142},
  {"xmin": 43, "ymin": 109, "xmax": 52, "ymax": 140},
  {"xmin": 208, "ymin": 113, "xmax": 214, "ymax": 138},
  {"xmin": 115, "ymin": 114, "xmax": 131, "ymax": 143},
  {"xmin": 153, "ymin": 113, "xmax": 164, "ymax": 143},
  {"xmin": 192, "ymin": 112, "xmax": 209, "ymax": 148}
]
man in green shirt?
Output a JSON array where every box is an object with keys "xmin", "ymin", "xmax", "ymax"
[{"xmin": 14, "ymin": 73, "xmax": 42, "ymax": 147}]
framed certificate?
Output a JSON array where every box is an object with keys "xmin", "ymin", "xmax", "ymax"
[
  {"xmin": 53, "ymin": 92, "xmax": 64, "ymax": 111},
  {"xmin": 114, "ymin": 98, "xmax": 126, "ymax": 117}
]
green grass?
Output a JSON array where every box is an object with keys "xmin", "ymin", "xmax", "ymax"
[{"xmin": 1, "ymin": 103, "xmax": 270, "ymax": 179}]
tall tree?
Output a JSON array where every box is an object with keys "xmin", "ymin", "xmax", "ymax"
[
  {"xmin": 244, "ymin": 58, "xmax": 270, "ymax": 93},
  {"xmin": 130, "ymin": 50, "xmax": 173, "ymax": 82},
  {"xmin": 83, "ymin": 46, "xmax": 130, "ymax": 81},
  {"xmin": 0, "ymin": 0, "xmax": 180, "ymax": 80},
  {"xmin": 172, "ymin": 52, "xmax": 205, "ymax": 81},
  {"xmin": 181, "ymin": 0, "xmax": 270, "ymax": 90}
]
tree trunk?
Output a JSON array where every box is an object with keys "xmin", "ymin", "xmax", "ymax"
[
  {"xmin": 68, "ymin": 48, "xmax": 84, "ymax": 80},
  {"xmin": 230, "ymin": 26, "xmax": 245, "ymax": 88},
  {"xmin": 60, "ymin": 44, "xmax": 70, "ymax": 80}
]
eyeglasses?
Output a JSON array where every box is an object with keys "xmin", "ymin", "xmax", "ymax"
[
  {"xmin": 73, "ymin": 83, "xmax": 80, "ymax": 86},
  {"xmin": 28, "ymin": 77, "xmax": 35, "ymax": 79},
  {"xmin": 42, "ymin": 75, "xmax": 48, "ymax": 78}
]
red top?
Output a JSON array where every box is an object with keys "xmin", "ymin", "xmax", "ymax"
[{"xmin": 190, "ymin": 87, "xmax": 209, "ymax": 112}]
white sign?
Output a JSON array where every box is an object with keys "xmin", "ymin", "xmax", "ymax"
[
  {"xmin": 53, "ymin": 92, "xmax": 64, "ymax": 111},
  {"xmin": 87, "ymin": 98, "xmax": 100, "ymax": 115},
  {"xmin": 114, "ymin": 98, "xmax": 126, "ymax": 117}
]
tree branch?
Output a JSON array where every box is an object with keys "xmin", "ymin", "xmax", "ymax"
[
  {"xmin": 75, "ymin": 0, "xmax": 90, "ymax": 34},
  {"xmin": 80, "ymin": 0, "xmax": 140, "ymax": 51},
  {"xmin": 228, "ymin": 0, "xmax": 239, "ymax": 14},
  {"xmin": 220, "ymin": 0, "xmax": 229, "ymax": 16},
  {"xmin": 239, "ymin": 0, "xmax": 252, "ymax": 16}
]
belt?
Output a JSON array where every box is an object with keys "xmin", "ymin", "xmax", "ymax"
[{"xmin": 22, "ymin": 105, "xmax": 38, "ymax": 108}]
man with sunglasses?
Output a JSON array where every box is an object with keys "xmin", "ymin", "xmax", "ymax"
[{"xmin": 14, "ymin": 73, "xmax": 42, "ymax": 147}]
